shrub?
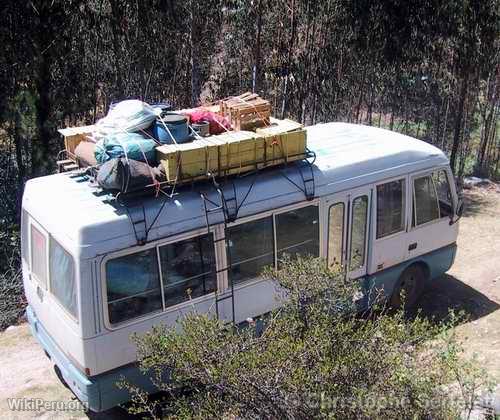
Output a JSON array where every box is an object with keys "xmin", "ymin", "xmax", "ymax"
[
  {"xmin": 0, "ymin": 228, "xmax": 24, "ymax": 331},
  {"xmin": 123, "ymin": 257, "xmax": 493, "ymax": 419},
  {"xmin": 0, "ymin": 267, "xmax": 25, "ymax": 330}
]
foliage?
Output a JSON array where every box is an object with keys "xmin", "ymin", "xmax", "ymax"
[
  {"xmin": 123, "ymin": 257, "xmax": 493, "ymax": 419},
  {"xmin": 0, "ymin": 225, "xmax": 23, "ymax": 331},
  {"xmin": 0, "ymin": 266, "xmax": 24, "ymax": 331}
]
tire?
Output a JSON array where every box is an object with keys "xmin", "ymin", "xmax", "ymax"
[
  {"xmin": 53, "ymin": 365, "xmax": 70, "ymax": 389},
  {"xmin": 390, "ymin": 264, "xmax": 425, "ymax": 309}
]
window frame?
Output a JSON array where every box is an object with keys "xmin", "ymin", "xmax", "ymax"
[
  {"xmin": 101, "ymin": 226, "xmax": 220, "ymax": 330},
  {"xmin": 21, "ymin": 209, "xmax": 29, "ymax": 267},
  {"xmin": 158, "ymin": 232, "xmax": 217, "ymax": 306},
  {"xmin": 375, "ymin": 177, "xmax": 407, "ymax": 240},
  {"xmin": 48, "ymin": 236, "xmax": 79, "ymax": 323},
  {"xmin": 29, "ymin": 218, "xmax": 49, "ymax": 290},
  {"xmin": 101, "ymin": 200, "xmax": 321, "ymax": 330},
  {"xmin": 411, "ymin": 172, "xmax": 441, "ymax": 228},
  {"xmin": 327, "ymin": 201, "xmax": 345, "ymax": 268},
  {"xmin": 226, "ymin": 214, "xmax": 275, "ymax": 287},
  {"xmin": 225, "ymin": 199, "xmax": 321, "ymax": 291},
  {"xmin": 348, "ymin": 194, "xmax": 369, "ymax": 271},
  {"xmin": 432, "ymin": 169, "xmax": 455, "ymax": 219},
  {"xmin": 274, "ymin": 204, "xmax": 320, "ymax": 265}
]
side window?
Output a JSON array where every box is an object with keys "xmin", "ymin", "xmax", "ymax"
[
  {"xmin": 50, "ymin": 239, "xmax": 78, "ymax": 319},
  {"xmin": 228, "ymin": 216, "xmax": 274, "ymax": 285},
  {"xmin": 432, "ymin": 170, "xmax": 453, "ymax": 217},
  {"xmin": 350, "ymin": 196, "xmax": 368, "ymax": 270},
  {"xmin": 376, "ymin": 179, "xmax": 405, "ymax": 238},
  {"xmin": 106, "ymin": 249, "xmax": 162, "ymax": 325},
  {"xmin": 30, "ymin": 224, "xmax": 47, "ymax": 288},
  {"xmin": 275, "ymin": 205, "xmax": 319, "ymax": 264},
  {"xmin": 328, "ymin": 203, "xmax": 344, "ymax": 268},
  {"xmin": 159, "ymin": 233, "xmax": 216, "ymax": 308},
  {"xmin": 413, "ymin": 176, "xmax": 440, "ymax": 226}
]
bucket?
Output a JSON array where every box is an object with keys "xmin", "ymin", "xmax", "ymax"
[
  {"xmin": 153, "ymin": 113, "xmax": 191, "ymax": 144},
  {"xmin": 192, "ymin": 120, "xmax": 210, "ymax": 137}
]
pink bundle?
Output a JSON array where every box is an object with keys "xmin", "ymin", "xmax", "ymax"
[{"xmin": 182, "ymin": 108, "xmax": 232, "ymax": 135}]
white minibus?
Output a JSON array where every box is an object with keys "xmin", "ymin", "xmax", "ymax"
[{"xmin": 21, "ymin": 122, "xmax": 462, "ymax": 411}]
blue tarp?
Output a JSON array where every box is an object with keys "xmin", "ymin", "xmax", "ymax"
[{"xmin": 94, "ymin": 133, "xmax": 157, "ymax": 165}]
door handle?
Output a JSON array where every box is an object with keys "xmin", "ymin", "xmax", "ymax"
[{"xmin": 408, "ymin": 242, "xmax": 417, "ymax": 251}]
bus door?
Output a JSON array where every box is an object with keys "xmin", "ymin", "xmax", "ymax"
[{"xmin": 324, "ymin": 186, "xmax": 372, "ymax": 279}]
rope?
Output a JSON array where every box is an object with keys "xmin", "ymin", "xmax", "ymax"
[
  {"xmin": 157, "ymin": 115, "xmax": 179, "ymax": 145},
  {"xmin": 138, "ymin": 128, "xmax": 161, "ymax": 145},
  {"xmin": 107, "ymin": 126, "xmax": 157, "ymax": 189}
]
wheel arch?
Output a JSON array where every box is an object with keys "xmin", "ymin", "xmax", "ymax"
[{"xmin": 408, "ymin": 260, "xmax": 430, "ymax": 282}]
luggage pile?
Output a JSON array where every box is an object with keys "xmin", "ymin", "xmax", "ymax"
[{"xmin": 57, "ymin": 93, "xmax": 308, "ymax": 196}]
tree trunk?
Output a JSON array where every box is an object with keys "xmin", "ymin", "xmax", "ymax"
[
  {"xmin": 477, "ymin": 75, "xmax": 497, "ymax": 171},
  {"xmin": 281, "ymin": 0, "xmax": 296, "ymax": 118},
  {"xmin": 189, "ymin": 1, "xmax": 202, "ymax": 107},
  {"xmin": 252, "ymin": 0, "xmax": 263, "ymax": 93},
  {"xmin": 33, "ymin": 4, "xmax": 54, "ymax": 176},
  {"xmin": 109, "ymin": 0, "xmax": 124, "ymax": 99},
  {"xmin": 440, "ymin": 97, "xmax": 450, "ymax": 150},
  {"xmin": 450, "ymin": 74, "xmax": 469, "ymax": 173}
]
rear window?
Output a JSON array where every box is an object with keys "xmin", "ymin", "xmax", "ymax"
[
  {"xmin": 30, "ymin": 224, "xmax": 47, "ymax": 288},
  {"xmin": 21, "ymin": 210, "xmax": 29, "ymax": 265},
  {"xmin": 50, "ymin": 239, "xmax": 78, "ymax": 319}
]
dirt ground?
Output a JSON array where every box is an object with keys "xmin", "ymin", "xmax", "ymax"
[{"xmin": 0, "ymin": 184, "xmax": 499, "ymax": 419}]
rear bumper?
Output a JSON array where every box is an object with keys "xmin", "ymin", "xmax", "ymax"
[
  {"xmin": 27, "ymin": 306, "xmax": 96, "ymax": 408},
  {"xmin": 26, "ymin": 306, "xmax": 159, "ymax": 412}
]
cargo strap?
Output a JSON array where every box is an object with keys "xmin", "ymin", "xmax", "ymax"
[{"xmin": 280, "ymin": 148, "xmax": 316, "ymax": 200}]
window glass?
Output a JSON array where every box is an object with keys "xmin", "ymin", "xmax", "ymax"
[
  {"xmin": 350, "ymin": 196, "xmax": 368, "ymax": 270},
  {"xmin": 50, "ymin": 239, "xmax": 77, "ymax": 319},
  {"xmin": 106, "ymin": 249, "xmax": 162, "ymax": 325},
  {"xmin": 376, "ymin": 180, "xmax": 405, "ymax": 238},
  {"xmin": 328, "ymin": 203, "xmax": 344, "ymax": 268},
  {"xmin": 228, "ymin": 216, "xmax": 274, "ymax": 285},
  {"xmin": 31, "ymin": 225, "xmax": 47, "ymax": 288},
  {"xmin": 21, "ymin": 210, "xmax": 29, "ymax": 266},
  {"xmin": 159, "ymin": 234, "xmax": 216, "ymax": 308},
  {"xmin": 276, "ymin": 206, "xmax": 319, "ymax": 264},
  {"xmin": 414, "ymin": 176, "xmax": 440, "ymax": 225},
  {"xmin": 432, "ymin": 170, "xmax": 453, "ymax": 217}
]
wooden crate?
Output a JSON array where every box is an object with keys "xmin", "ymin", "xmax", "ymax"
[
  {"xmin": 156, "ymin": 119, "xmax": 306, "ymax": 183},
  {"xmin": 219, "ymin": 92, "xmax": 256, "ymax": 116},
  {"xmin": 220, "ymin": 93, "xmax": 271, "ymax": 131}
]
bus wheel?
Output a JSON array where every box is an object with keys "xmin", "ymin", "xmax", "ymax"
[{"xmin": 390, "ymin": 264, "xmax": 425, "ymax": 309}]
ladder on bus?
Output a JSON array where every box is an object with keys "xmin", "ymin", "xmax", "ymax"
[
  {"xmin": 200, "ymin": 176, "xmax": 238, "ymax": 325},
  {"xmin": 280, "ymin": 148, "xmax": 316, "ymax": 200}
]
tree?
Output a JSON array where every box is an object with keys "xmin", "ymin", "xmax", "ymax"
[{"xmin": 123, "ymin": 257, "xmax": 492, "ymax": 419}]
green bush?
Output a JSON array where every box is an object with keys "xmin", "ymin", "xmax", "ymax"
[
  {"xmin": 0, "ymin": 228, "xmax": 25, "ymax": 331},
  {"xmin": 0, "ymin": 267, "xmax": 25, "ymax": 330},
  {"xmin": 123, "ymin": 257, "xmax": 493, "ymax": 419}
]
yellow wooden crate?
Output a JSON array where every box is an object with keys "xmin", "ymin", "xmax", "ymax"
[{"xmin": 156, "ymin": 118, "xmax": 307, "ymax": 183}]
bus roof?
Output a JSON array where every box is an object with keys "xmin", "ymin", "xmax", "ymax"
[{"xmin": 23, "ymin": 122, "xmax": 449, "ymax": 258}]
